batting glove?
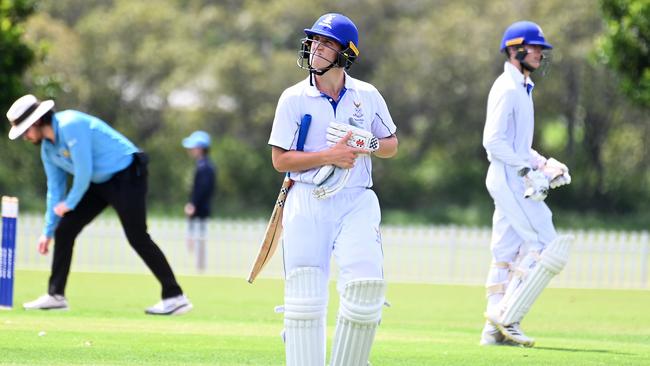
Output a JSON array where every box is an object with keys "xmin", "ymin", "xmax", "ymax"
[
  {"xmin": 326, "ymin": 121, "xmax": 379, "ymax": 153},
  {"xmin": 519, "ymin": 167, "xmax": 549, "ymax": 201},
  {"xmin": 543, "ymin": 158, "xmax": 572, "ymax": 189}
]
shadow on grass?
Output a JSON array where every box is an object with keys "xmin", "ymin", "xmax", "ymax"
[{"xmin": 535, "ymin": 346, "xmax": 632, "ymax": 356}]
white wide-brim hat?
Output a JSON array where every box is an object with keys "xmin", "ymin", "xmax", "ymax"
[{"xmin": 6, "ymin": 94, "xmax": 55, "ymax": 140}]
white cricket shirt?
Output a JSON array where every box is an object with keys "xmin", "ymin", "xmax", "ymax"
[
  {"xmin": 483, "ymin": 62, "xmax": 547, "ymax": 170},
  {"xmin": 269, "ymin": 74, "xmax": 396, "ymax": 188}
]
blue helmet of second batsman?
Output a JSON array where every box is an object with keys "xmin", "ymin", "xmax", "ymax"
[
  {"xmin": 298, "ymin": 13, "xmax": 360, "ymax": 74},
  {"xmin": 500, "ymin": 20, "xmax": 553, "ymax": 51},
  {"xmin": 500, "ymin": 20, "xmax": 553, "ymax": 73}
]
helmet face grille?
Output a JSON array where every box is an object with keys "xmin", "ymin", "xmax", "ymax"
[{"xmin": 297, "ymin": 37, "xmax": 357, "ymax": 73}]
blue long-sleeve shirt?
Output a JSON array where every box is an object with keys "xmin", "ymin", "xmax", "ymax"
[
  {"xmin": 190, "ymin": 157, "xmax": 216, "ymax": 218},
  {"xmin": 41, "ymin": 110, "xmax": 138, "ymax": 237}
]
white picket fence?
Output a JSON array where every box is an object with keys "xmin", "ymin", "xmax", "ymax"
[{"xmin": 11, "ymin": 214, "xmax": 650, "ymax": 289}]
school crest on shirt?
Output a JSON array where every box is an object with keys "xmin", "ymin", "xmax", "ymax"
[{"xmin": 351, "ymin": 100, "xmax": 364, "ymax": 124}]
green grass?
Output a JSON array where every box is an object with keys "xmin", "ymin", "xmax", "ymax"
[{"xmin": 0, "ymin": 271, "xmax": 649, "ymax": 365}]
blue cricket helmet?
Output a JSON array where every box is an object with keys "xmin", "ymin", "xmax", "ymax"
[
  {"xmin": 500, "ymin": 21, "xmax": 553, "ymax": 52},
  {"xmin": 304, "ymin": 13, "xmax": 359, "ymax": 62}
]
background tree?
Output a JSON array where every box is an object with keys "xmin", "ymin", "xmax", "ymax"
[
  {"xmin": 0, "ymin": 0, "xmax": 43, "ymax": 209},
  {"xmin": 0, "ymin": 0, "xmax": 35, "ymax": 116},
  {"xmin": 598, "ymin": 0, "xmax": 650, "ymax": 107},
  {"xmin": 7, "ymin": 0, "xmax": 649, "ymax": 227}
]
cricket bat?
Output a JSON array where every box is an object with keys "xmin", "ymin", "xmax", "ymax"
[
  {"xmin": 247, "ymin": 176, "xmax": 293, "ymax": 283},
  {"xmin": 247, "ymin": 114, "xmax": 312, "ymax": 284}
]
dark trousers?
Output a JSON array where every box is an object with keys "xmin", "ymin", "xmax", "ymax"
[{"xmin": 48, "ymin": 154, "xmax": 183, "ymax": 299}]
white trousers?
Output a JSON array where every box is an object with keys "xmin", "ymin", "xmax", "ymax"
[
  {"xmin": 484, "ymin": 162, "xmax": 557, "ymax": 310},
  {"xmin": 282, "ymin": 182, "xmax": 384, "ymax": 293}
]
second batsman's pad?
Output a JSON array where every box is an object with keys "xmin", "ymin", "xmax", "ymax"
[
  {"xmin": 485, "ymin": 261, "xmax": 511, "ymax": 309},
  {"xmin": 326, "ymin": 121, "xmax": 379, "ymax": 152},
  {"xmin": 488, "ymin": 235, "xmax": 572, "ymax": 326},
  {"xmin": 282, "ymin": 267, "xmax": 328, "ymax": 366},
  {"xmin": 312, "ymin": 166, "xmax": 351, "ymax": 200},
  {"xmin": 330, "ymin": 278, "xmax": 386, "ymax": 366}
]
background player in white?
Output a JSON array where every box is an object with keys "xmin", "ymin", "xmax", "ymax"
[
  {"xmin": 481, "ymin": 21, "xmax": 572, "ymax": 347},
  {"xmin": 268, "ymin": 13, "xmax": 398, "ymax": 366}
]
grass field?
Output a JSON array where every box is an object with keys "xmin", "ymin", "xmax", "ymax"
[{"xmin": 0, "ymin": 271, "xmax": 649, "ymax": 365}]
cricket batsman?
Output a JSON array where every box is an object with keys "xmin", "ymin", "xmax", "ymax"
[
  {"xmin": 481, "ymin": 21, "xmax": 573, "ymax": 346},
  {"xmin": 268, "ymin": 13, "xmax": 398, "ymax": 365}
]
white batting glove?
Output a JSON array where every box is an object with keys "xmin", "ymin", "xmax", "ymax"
[
  {"xmin": 326, "ymin": 121, "xmax": 379, "ymax": 153},
  {"xmin": 519, "ymin": 168, "xmax": 549, "ymax": 201},
  {"xmin": 313, "ymin": 166, "xmax": 351, "ymax": 200},
  {"xmin": 543, "ymin": 158, "xmax": 572, "ymax": 189},
  {"xmin": 550, "ymin": 172, "xmax": 571, "ymax": 189}
]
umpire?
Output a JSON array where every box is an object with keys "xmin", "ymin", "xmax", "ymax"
[{"xmin": 6, "ymin": 94, "xmax": 192, "ymax": 315}]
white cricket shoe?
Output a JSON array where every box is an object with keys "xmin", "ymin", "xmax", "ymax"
[
  {"xmin": 145, "ymin": 294, "xmax": 193, "ymax": 315},
  {"xmin": 501, "ymin": 323, "xmax": 535, "ymax": 347},
  {"xmin": 480, "ymin": 321, "xmax": 505, "ymax": 345},
  {"xmin": 23, "ymin": 294, "xmax": 69, "ymax": 310},
  {"xmin": 479, "ymin": 321, "xmax": 521, "ymax": 346},
  {"xmin": 495, "ymin": 322, "xmax": 535, "ymax": 347},
  {"xmin": 484, "ymin": 312, "xmax": 535, "ymax": 347}
]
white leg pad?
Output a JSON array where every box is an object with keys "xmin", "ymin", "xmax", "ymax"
[
  {"xmin": 330, "ymin": 278, "xmax": 386, "ymax": 366},
  {"xmin": 284, "ymin": 267, "xmax": 328, "ymax": 366},
  {"xmin": 494, "ymin": 235, "xmax": 572, "ymax": 325}
]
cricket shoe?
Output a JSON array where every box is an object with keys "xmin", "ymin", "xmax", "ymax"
[
  {"xmin": 145, "ymin": 294, "xmax": 193, "ymax": 315},
  {"xmin": 485, "ymin": 312, "xmax": 535, "ymax": 347},
  {"xmin": 479, "ymin": 321, "xmax": 520, "ymax": 346},
  {"xmin": 23, "ymin": 294, "xmax": 69, "ymax": 310}
]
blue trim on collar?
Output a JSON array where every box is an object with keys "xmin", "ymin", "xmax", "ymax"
[
  {"xmin": 321, "ymin": 87, "xmax": 347, "ymax": 115},
  {"xmin": 526, "ymin": 83, "xmax": 534, "ymax": 95}
]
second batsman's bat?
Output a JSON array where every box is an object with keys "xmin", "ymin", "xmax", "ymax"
[
  {"xmin": 247, "ymin": 176, "xmax": 293, "ymax": 283},
  {"xmin": 247, "ymin": 114, "xmax": 312, "ymax": 284}
]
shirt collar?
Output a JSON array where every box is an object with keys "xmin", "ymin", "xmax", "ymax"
[
  {"xmin": 49, "ymin": 113, "xmax": 61, "ymax": 145},
  {"xmin": 504, "ymin": 61, "xmax": 534, "ymax": 89},
  {"xmin": 304, "ymin": 72, "xmax": 355, "ymax": 97}
]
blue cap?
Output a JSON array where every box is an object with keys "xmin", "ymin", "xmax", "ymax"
[
  {"xmin": 500, "ymin": 21, "xmax": 552, "ymax": 52},
  {"xmin": 304, "ymin": 13, "xmax": 359, "ymax": 56},
  {"xmin": 182, "ymin": 130, "xmax": 211, "ymax": 149}
]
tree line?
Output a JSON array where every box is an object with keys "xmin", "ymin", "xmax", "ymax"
[{"xmin": 1, "ymin": 0, "xmax": 648, "ymax": 228}]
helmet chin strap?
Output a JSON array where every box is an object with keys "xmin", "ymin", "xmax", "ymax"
[{"xmin": 308, "ymin": 62, "xmax": 338, "ymax": 86}]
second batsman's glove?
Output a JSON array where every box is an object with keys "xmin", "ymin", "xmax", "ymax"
[
  {"xmin": 542, "ymin": 158, "xmax": 572, "ymax": 189},
  {"xmin": 519, "ymin": 167, "xmax": 549, "ymax": 201},
  {"xmin": 326, "ymin": 121, "xmax": 379, "ymax": 153}
]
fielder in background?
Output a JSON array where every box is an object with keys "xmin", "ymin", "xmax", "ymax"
[
  {"xmin": 182, "ymin": 130, "xmax": 216, "ymax": 273},
  {"xmin": 269, "ymin": 13, "xmax": 398, "ymax": 366},
  {"xmin": 5, "ymin": 95, "xmax": 192, "ymax": 315},
  {"xmin": 481, "ymin": 21, "xmax": 573, "ymax": 347}
]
